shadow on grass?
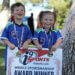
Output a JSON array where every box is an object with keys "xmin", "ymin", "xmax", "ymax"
[
  {"xmin": 0, "ymin": 66, "xmax": 6, "ymax": 75},
  {"xmin": 0, "ymin": 49, "xmax": 4, "ymax": 58},
  {"xmin": 0, "ymin": 46, "xmax": 6, "ymax": 75}
]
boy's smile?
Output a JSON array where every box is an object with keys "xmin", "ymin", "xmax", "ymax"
[{"xmin": 13, "ymin": 6, "xmax": 25, "ymax": 20}]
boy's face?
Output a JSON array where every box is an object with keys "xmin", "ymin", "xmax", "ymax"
[
  {"xmin": 13, "ymin": 6, "xmax": 25, "ymax": 20},
  {"xmin": 42, "ymin": 13, "xmax": 55, "ymax": 30}
]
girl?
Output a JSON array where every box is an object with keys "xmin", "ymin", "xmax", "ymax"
[{"xmin": 34, "ymin": 10, "xmax": 63, "ymax": 52}]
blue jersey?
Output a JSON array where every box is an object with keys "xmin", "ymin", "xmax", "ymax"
[
  {"xmin": 1, "ymin": 23, "xmax": 32, "ymax": 68},
  {"xmin": 38, "ymin": 28, "xmax": 62, "ymax": 49},
  {"xmin": 1, "ymin": 23, "xmax": 32, "ymax": 69},
  {"xmin": 1, "ymin": 23, "xmax": 32, "ymax": 48}
]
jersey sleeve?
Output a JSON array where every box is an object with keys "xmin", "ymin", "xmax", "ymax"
[
  {"xmin": 25, "ymin": 26, "xmax": 32, "ymax": 39},
  {"xmin": 1, "ymin": 27, "xmax": 9, "ymax": 40},
  {"xmin": 32, "ymin": 31, "xmax": 38, "ymax": 40},
  {"xmin": 56, "ymin": 30, "xmax": 63, "ymax": 40}
]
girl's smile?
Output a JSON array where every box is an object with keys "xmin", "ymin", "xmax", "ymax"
[{"xmin": 41, "ymin": 13, "xmax": 55, "ymax": 31}]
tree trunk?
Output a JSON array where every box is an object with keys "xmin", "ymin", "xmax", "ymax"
[
  {"xmin": 61, "ymin": 1, "xmax": 75, "ymax": 75},
  {"xmin": 2, "ymin": 0, "xmax": 10, "ymax": 10}
]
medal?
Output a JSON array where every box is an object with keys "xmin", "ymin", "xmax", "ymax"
[{"xmin": 14, "ymin": 24, "xmax": 24, "ymax": 49}]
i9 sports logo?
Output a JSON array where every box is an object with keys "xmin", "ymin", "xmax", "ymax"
[
  {"xmin": 19, "ymin": 51, "xmax": 38, "ymax": 65},
  {"xmin": 18, "ymin": 48, "xmax": 52, "ymax": 65}
]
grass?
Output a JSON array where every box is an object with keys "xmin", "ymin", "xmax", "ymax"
[{"xmin": 0, "ymin": 45, "xmax": 6, "ymax": 75}]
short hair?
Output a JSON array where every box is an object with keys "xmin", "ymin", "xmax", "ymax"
[{"xmin": 11, "ymin": 2, "xmax": 25, "ymax": 14}]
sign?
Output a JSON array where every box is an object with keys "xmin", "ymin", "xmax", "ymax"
[{"xmin": 7, "ymin": 47, "xmax": 62, "ymax": 75}]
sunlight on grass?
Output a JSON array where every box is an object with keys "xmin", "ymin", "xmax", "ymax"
[
  {"xmin": 29, "ymin": 44, "xmax": 36, "ymax": 48},
  {"xmin": 0, "ymin": 46, "xmax": 5, "ymax": 49}
]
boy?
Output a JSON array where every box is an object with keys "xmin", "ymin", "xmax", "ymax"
[{"xmin": 1, "ymin": 2, "xmax": 32, "ymax": 69}]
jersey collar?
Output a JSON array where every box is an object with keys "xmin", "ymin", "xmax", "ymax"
[{"xmin": 14, "ymin": 22, "xmax": 24, "ymax": 26}]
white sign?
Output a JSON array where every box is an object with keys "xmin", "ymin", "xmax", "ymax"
[{"xmin": 7, "ymin": 47, "xmax": 62, "ymax": 75}]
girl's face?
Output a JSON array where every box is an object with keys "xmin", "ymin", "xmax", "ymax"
[
  {"xmin": 42, "ymin": 13, "xmax": 55, "ymax": 30},
  {"xmin": 13, "ymin": 6, "xmax": 25, "ymax": 20}
]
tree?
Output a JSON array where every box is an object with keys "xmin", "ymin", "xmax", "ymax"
[
  {"xmin": 16, "ymin": 0, "xmax": 25, "ymax": 3},
  {"xmin": 61, "ymin": 0, "xmax": 75, "ymax": 74},
  {"xmin": 16, "ymin": 0, "xmax": 43, "ymax": 5},
  {"xmin": 47, "ymin": 0, "xmax": 71, "ymax": 29},
  {"xmin": 0, "ymin": 0, "xmax": 10, "ymax": 35},
  {"xmin": 2, "ymin": 0, "xmax": 10, "ymax": 10},
  {"xmin": 30, "ymin": 0, "xmax": 43, "ymax": 5}
]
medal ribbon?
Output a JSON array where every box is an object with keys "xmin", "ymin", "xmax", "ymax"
[{"xmin": 14, "ymin": 24, "xmax": 24, "ymax": 49}]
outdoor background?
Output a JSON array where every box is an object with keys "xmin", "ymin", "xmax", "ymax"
[{"xmin": 0, "ymin": 0, "xmax": 72, "ymax": 75}]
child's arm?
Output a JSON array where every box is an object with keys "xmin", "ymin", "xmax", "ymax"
[
  {"xmin": 33, "ymin": 39, "xmax": 42, "ymax": 49},
  {"xmin": 50, "ymin": 30, "xmax": 63, "ymax": 51},
  {"xmin": 21, "ymin": 39, "xmax": 32, "ymax": 49},
  {"xmin": 51, "ymin": 38, "xmax": 63, "ymax": 51},
  {"xmin": 3, "ymin": 39, "xmax": 15, "ymax": 50}
]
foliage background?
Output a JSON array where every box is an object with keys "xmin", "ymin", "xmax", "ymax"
[
  {"xmin": 0, "ymin": 0, "xmax": 72, "ymax": 74},
  {"xmin": 16, "ymin": 0, "xmax": 72, "ymax": 29},
  {"xmin": 0, "ymin": 0, "xmax": 72, "ymax": 29}
]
